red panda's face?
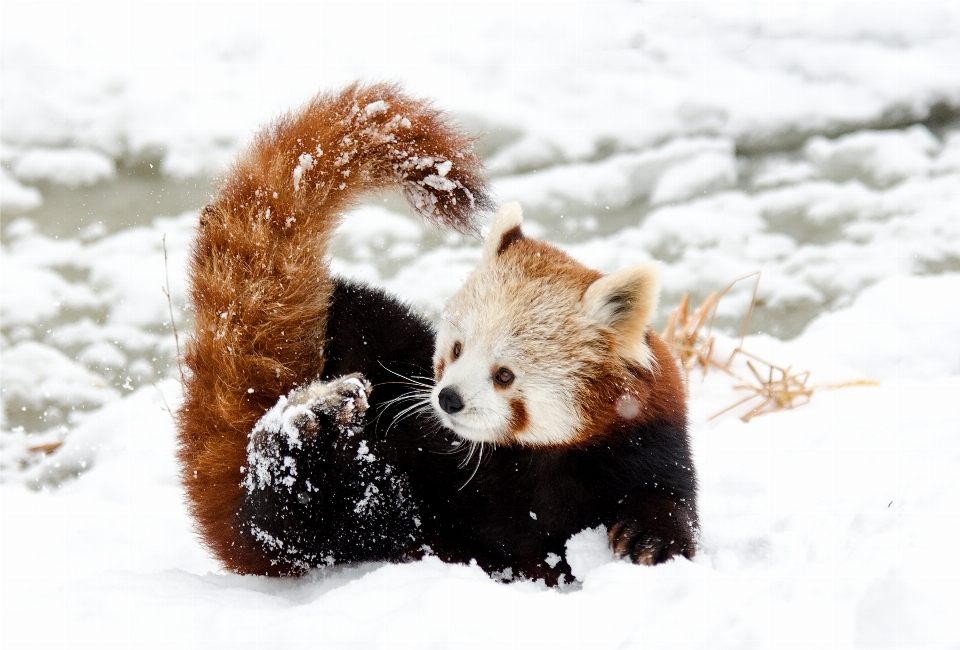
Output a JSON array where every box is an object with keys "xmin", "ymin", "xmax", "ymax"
[
  {"xmin": 433, "ymin": 292, "xmax": 583, "ymax": 446},
  {"xmin": 431, "ymin": 203, "xmax": 662, "ymax": 448}
]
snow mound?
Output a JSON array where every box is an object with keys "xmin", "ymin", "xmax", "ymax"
[
  {"xmin": 11, "ymin": 147, "xmax": 116, "ymax": 187},
  {"xmin": 805, "ymin": 125, "xmax": 941, "ymax": 188},
  {"xmin": 0, "ymin": 168, "xmax": 42, "ymax": 210},
  {"xmin": 565, "ymin": 526, "xmax": 615, "ymax": 582},
  {"xmin": 800, "ymin": 273, "xmax": 960, "ymax": 380},
  {"xmin": 650, "ymin": 149, "xmax": 737, "ymax": 205}
]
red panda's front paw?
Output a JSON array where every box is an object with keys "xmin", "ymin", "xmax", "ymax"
[
  {"xmin": 286, "ymin": 374, "xmax": 372, "ymax": 434},
  {"xmin": 608, "ymin": 520, "xmax": 695, "ymax": 566}
]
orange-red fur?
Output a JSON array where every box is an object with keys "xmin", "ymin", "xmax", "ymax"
[
  {"xmin": 501, "ymin": 235, "xmax": 682, "ymax": 442},
  {"xmin": 177, "ymin": 83, "xmax": 490, "ymax": 574},
  {"xmin": 505, "ymin": 241, "xmax": 685, "ymax": 447},
  {"xmin": 576, "ymin": 333, "xmax": 687, "ymax": 444},
  {"xmin": 458, "ymin": 227, "xmax": 682, "ymax": 448}
]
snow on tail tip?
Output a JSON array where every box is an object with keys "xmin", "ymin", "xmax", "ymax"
[
  {"xmin": 222, "ymin": 81, "xmax": 496, "ymax": 236},
  {"xmin": 348, "ymin": 82, "xmax": 497, "ymax": 234}
]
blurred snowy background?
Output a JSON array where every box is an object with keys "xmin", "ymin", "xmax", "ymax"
[{"xmin": 2, "ymin": 2, "xmax": 959, "ymax": 648}]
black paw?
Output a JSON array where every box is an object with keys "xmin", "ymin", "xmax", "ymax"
[
  {"xmin": 244, "ymin": 375, "xmax": 373, "ymax": 494},
  {"xmin": 608, "ymin": 520, "xmax": 695, "ymax": 566}
]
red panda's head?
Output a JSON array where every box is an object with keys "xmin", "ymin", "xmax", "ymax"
[{"xmin": 432, "ymin": 202, "xmax": 673, "ymax": 448}]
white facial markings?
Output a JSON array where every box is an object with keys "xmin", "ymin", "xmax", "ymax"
[
  {"xmin": 432, "ymin": 313, "xmax": 516, "ymax": 443},
  {"xmin": 432, "ymin": 223, "xmax": 633, "ymax": 448},
  {"xmin": 508, "ymin": 372, "xmax": 581, "ymax": 447},
  {"xmin": 432, "ymin": 297, "xmax": 588, "ymax": 446}
]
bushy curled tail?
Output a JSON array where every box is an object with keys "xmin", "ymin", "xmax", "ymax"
[{"xmin": 177, "ymin": 82, "xmax": 493, "ymax": 574}]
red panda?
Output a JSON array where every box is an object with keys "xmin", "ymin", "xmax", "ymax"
[{"xmin": 177, "ymin": 82, "xmax": 698, "ymax": 584}]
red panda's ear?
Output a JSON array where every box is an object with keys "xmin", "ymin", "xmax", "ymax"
[
  {"xmin": 582, "ymin": 264, "xmax": 661, "ymax": 368},
  {"xmin": 483, "ymin": 202, "xmax": 525, "ymax": 259}
]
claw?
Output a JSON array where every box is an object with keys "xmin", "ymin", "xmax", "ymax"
[
  {"xmin": 608, "ymin": 521, "xmax": 692, "ymax": 566},
  {"xmin": 281, "ymin": 373, "xmax": 372, "ymax": 437}
]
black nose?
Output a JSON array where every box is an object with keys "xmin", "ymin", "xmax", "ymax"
[{"xmin": 438, "ymin": 387, "xmax": 465, "ymax": 414}]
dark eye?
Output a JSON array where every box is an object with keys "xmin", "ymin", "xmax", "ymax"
[
  {"xmin": 493, "ymin": 367, "xmax": 514, "ymax": 387},
  {"xmin": 452, "ymin": 342, "xmax": 462, "ymax": 359}
]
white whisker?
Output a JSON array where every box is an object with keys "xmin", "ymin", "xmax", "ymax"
[
  {"xmin": 458, "ymin": 441, "xmax": 485, "ymax": 490},
  {"xmin": 383, "ymin": 393, "xmax": 436, "ymax": 436},
  {"xmin": 376, "ymin": 361, "xmax": 435, "ymax": 389}
]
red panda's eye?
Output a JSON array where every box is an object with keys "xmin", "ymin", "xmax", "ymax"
[
  {"xmin": 494, "ymin": 368, "xmax": 514, "ymax": 387},
  {"xmin": 452, "ymin": 342, "xmax": 462, "ymax": 359}
]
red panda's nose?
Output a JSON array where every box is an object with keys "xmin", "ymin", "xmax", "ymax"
[{"xmin": 438, "ymin": 387, "xmax": 465, "ymax": 414}]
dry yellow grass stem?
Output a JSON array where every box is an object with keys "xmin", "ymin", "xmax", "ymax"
[
  {"xmin": 710, "ymin": 350, "xmax": 813, "ymax": 422},
  {"xmin": 26, "ymin": 441, "xmax": 64, "ymax": 455},
  {"xmin": 660, "ymin": 272, "xmax": 760, "ymax": 381},
  {"xmin": 661, "ymin": 274, "xmax": 877, "ymax": 423}
]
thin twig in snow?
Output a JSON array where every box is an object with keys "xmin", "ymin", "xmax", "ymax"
[{"xmin": 162, "ymin": 234, "xmax": 185, "ymax": 387}]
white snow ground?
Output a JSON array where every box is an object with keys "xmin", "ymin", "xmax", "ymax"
[{"xmin": 2, "ymin": 2, "xmax": 959, "ymax": 648}]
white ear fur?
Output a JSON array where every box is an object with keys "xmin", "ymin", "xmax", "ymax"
[
  {"xmin": 582, "ymin": 263, "xmax": 661, "ymax": 368},
  {"xmin": 483, "ymin": 202, "xmax": 524, "ymax": 259}
]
